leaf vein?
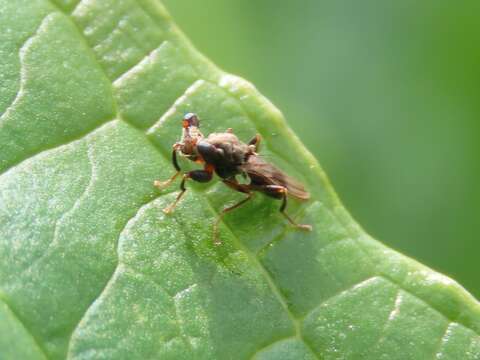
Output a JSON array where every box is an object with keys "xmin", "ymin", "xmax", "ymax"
[
  {"xmin": 45, "ymin": 0, "xmax": 121, "ymax": 111},
  {"xmin": 0, "ymin": 14, "xmax": 55, "ymax": 123},
  {"xmin": 112, "ymin": 40, "xmax": 168, "ymax": 86},
  {"xmin": 302, "ymin": 276, "xmax": 381, "ymax": 321},
  {"xmin": 249, "ymin": 337, "xmax": 296, "ymax": 360},
  {"xmin": 433, "ymin": 322, "xmax": 453, "ymax": 360},
  {"xmin": 0, "ymin": 119, "xmax": 117, "ymax": 178},
  {"xmin": 9, "ymin": 140, "xmax": 94, "ymax": 281},
  {"xmin": 66, "ymin": 192, "xmax": 165, "ymax": 355},
  {"xmin": 369, "ymin": 290, "xmax": 403, "ymax": 353},
  {"xmin": 146, "ymin": 79, "xmax": 205, "ymax": 134},
  {"xmin": 68, "ymin": 0, "xmax": 82, "ymax": 15},
  {"xmin": 0, "ymin": 296, "xmax": 49, "ymax": 360}
]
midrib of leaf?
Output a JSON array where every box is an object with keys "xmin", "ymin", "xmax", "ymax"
[{"xmin": 3, "ymin": 0, "xmax": 479, "ymax": 359}]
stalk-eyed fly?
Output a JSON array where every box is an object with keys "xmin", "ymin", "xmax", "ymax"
[{"xmin": 154, "ymin": 113, "xmax": 312, "ymax": 245}]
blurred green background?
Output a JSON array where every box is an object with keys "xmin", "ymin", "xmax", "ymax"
[{"xmin": 163, "ymin": 0, "xmax": 480, "ymax": 298}]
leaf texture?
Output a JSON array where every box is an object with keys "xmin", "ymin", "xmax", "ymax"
[{"xmin": 0, "ymin": 1, "xmax": 479, "ymax": 359}]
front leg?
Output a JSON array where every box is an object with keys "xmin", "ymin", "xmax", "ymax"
[
  {"xmin": 163, "ymin": 168, "xmax": 213, "ymax": 214},
  {"xmin": 154, "ymin": 143, "xmax": 182, "ymax": 189}
]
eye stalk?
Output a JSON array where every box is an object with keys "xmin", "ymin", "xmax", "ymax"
[
  {"xmin": 183, "ymin": 113, "xmax": 200, "ymax": 128},
  {"xmin": 179, "ymin": 113, "xmax": 204, "ymax": 157}
]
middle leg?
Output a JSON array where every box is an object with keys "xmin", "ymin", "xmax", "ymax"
[{"xmin": 212, "ymin": 178, "xmax": 253, "ymax": 245}]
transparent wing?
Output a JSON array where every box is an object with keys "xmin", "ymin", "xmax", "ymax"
[{"xmin": 242, "ymin": 156, "xmax": 310, "ymax": 200}]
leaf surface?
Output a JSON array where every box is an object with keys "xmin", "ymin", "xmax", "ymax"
[{"xmin": 0, "ymin": 1, "xmax": 479, "ymax": 359}]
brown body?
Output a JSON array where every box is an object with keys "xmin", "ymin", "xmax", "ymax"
[
  {"xmin": 197, "ymin": 132, "xmax": 251, "ymax": 179},
  {"xmin": 154, "ymin": 113, "xmax": 312, "ymax": 245}
]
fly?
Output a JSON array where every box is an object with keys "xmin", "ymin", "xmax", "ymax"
[{"xmin": 154, "ymin": 113, "xmax": 312, "ymax": 245}]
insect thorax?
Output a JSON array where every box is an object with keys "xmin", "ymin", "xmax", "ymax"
[{"xmin": 196, "ymin": 133, "xmax": 251, "ymax": 178}]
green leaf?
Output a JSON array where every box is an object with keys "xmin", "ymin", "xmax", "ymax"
[{"xmin": 0, "ymin": 0, "xmax": 479, "ymax": 359}]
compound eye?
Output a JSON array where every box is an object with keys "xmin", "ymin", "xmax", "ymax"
[{"xmin": 183, "ymin": 113, "xmax": 200, "ymax": 127}]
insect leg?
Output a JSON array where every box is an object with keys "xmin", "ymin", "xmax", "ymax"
[
  {"xmin": 263, "ymin": 185, "xmax": 312, "ymax": 231},
  {"xmin": 248, "ymin": 134, "xmax": 261, "ymax": 152},
  {"xmin": 223, "ymin": 178, "xmax": 251, "ymax": 194},
  {"xmin": 154, "ymin": 144, "xmax": 182, "ymax": 189},
  {"xmin": 163, "ymin": 169, "xmax": 213, "ymax": 214},
  {"xmin": 213, "ymin": 179, "xmax": 253, "ymax": 245}
]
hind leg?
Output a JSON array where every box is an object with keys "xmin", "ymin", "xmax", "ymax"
[{"xmin": 260, "ymin": 185, "xmax": 312, "ymax": 231}]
